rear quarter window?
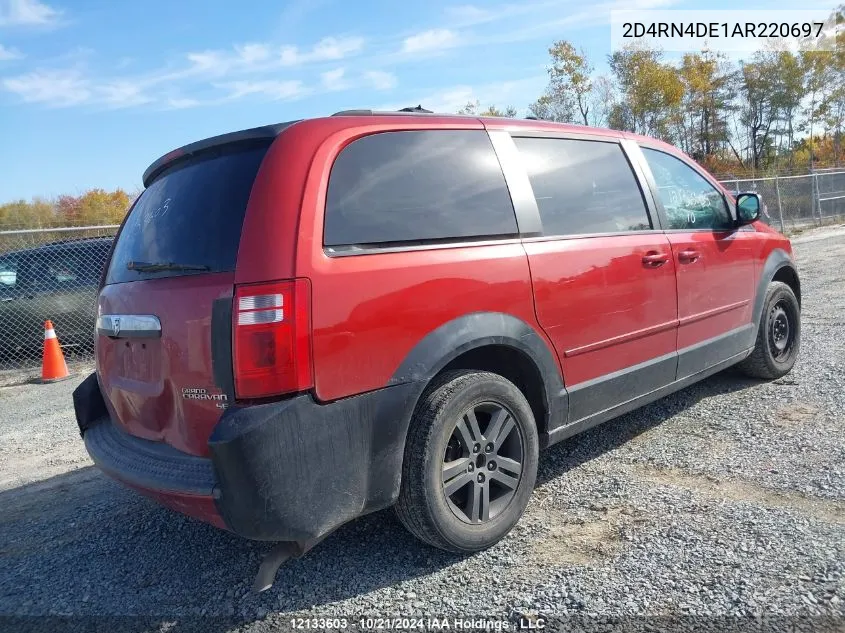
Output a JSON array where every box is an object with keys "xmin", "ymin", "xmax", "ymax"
[
  {"xmin": 513, "ymin": 137, "xmax": 652, "ymax": 236},
  {"xmin": 323, "ymin": 130, "xmax": 517, "ymax": 249},
  {"xmin": 105, "ymin": 144, "xmax": 270, "ymax": 284}
]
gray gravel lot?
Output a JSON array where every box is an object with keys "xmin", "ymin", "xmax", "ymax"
[{"xmin": 1, "ymin": 229, "xmax": 844, "ymax": 633}]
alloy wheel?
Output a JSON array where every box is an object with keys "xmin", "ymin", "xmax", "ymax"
[{"xmin": 441, "ymin": 402, "xmax": 524, "ymax": 524}]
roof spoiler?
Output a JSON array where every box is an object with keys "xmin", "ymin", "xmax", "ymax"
[{"xmin": 142, "ymin": 121, "xmax": 298, "ymax": 187}]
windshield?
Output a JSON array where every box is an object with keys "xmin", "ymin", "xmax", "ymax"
[{"xmin": 105, "ymin": 143, "xmax": 271, "ymax": 284}]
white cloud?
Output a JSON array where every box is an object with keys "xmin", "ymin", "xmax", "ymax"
[
  {"xmin": 364, "ymin": 70, "xmax": 396, "ymax": 91},
  {"xmin": 434, "ymin": 0, "xmax": 681, "ymax": 49},
  {"xmin": 489, "ymin": 0, "xmax": 679, "ymax": 42},
  {"xmin": 183, "ymin": 36, "xmax": 365, "ymax": 79},
  {"xmin": 98, "ymin": 80, "xmax": 152, "ymax": 108},
  {"xmin": 0, "ymin": 43, "xmax": 22, "ymax": 59},
  {"xmin": 311, "ymin": 36, "xmax": 364, "ymax": 61},
  {"xmin": 280, "ymin": 36, "xmax": 365, "ymax": 66},
  {"xmin": 166, "ymin": 97, "xmax": 201, "ymax": 110},
  {"xmin": 402, "ymin": 29, "xmax": 459, "ymax": 54},
  {"xmin": 221, "ymin": 79, "xmax": 307, "ymax": 101},
  {"xmin": 235, "ymin": 43, "xmax": 272, "ymax": 64},
  {"xmin": 2, "ymin": 69, "xmax": 90, "ymax": 106},
  {"xmin": 0, "ymin": 0, "xmax": 61, "ymax": 26},
  {"xmin": 184, "ymin": 42, "xmax": 273, "ymax": 74},
  {"xmin": 321, "ymin": 67, "xmax": 347, "ymax": 91},
  {"xmin": 444, "ymin": 4, "xmax": 494, "ymax": 24},
  {"xmin": 2, "ymin": 68, "xmax": 152, "ymax": 109}
]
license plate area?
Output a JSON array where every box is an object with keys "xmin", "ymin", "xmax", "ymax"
[{"xmin": 117, "ymin": 340, "xmax": 159, "ymax": 382}]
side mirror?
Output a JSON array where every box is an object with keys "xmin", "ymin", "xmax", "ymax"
[{"xmin": 735, "ymin": 192, "xmax": 762, "ymax": 226}]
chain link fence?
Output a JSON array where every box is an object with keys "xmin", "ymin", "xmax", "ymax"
[
  {"xmin": 718, "ymin": 171, "xmax": 845, "ymax": 232},
  {"xmin": 1, "ymin": 171, "xmax": 845, "ymax": 373},
  {"xmin": 0, "ymin": 226, "xmax": 117, "ymax": 371}
]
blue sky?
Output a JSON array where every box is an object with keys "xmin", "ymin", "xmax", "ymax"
[{"xmin": 0, "ymin": 0, "xmax": 835, "ymax": 203}]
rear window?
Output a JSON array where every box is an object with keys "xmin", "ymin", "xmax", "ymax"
[
  {"xmin": 105, "ymin": 144, "xmax": 270, "ymax": 284},
  {"xmin": 324, "ymin": 130, "xmax": 517, "ymax": 249}
]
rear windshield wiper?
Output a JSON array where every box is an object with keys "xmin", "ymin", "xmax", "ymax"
[{"xmin": 126, "ymin": 261, "xmax": 211, "ymax": 273}]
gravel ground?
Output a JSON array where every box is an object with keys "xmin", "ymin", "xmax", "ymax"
[{"xmin": 1, "ymin": 230, "xmax": 844, "ymax": 633}]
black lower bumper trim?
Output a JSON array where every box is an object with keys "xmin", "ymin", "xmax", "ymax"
[
  {"xmin": 209, "ymin": 381, "xmax": 421, "ymax": 542},
  {"xmin": 84, "ymin": 420, "xmax": 217, "ymax": 496},
  {"xmin": 75, "ymin": 369, "xmax": 424, "ymax": 543}
]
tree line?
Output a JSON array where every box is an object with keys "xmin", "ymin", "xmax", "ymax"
[
  {"xmin": 464, "ymin": 6, "xmax": 845, "ymax": 177},
  {"xmin": 5, "ymin": 8, "xmax": 845, "ymax": 234},
  {"xmin": 0, "ymin": 189, "xmax": 135, "ymax": 233}
]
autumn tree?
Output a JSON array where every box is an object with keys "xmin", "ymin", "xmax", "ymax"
[
  {"xmin": 76, "ymin": 189, "xmax": 130, "ymax": 225},
  {"xmin": 734, "ymin": 51, "xmax": 786, "ymax": 169},
  {"xmin": 608, "ymin": 44, "xmax": 684, "ymax": 140},
  {"xmin": 589, "ymin": 75, "xmax": 617, "ymax": 128},
  {"xmin": 772, "ymin": 50, "xmax": 804, "ymax": 167},
  {"xmin": 527, "ymin": 93, "xmax": 574, "ymax": 123},
  {"xmin": 457, "ymin": 101, "xmax": 517, "ymax": 117},
  {"xmin": 0, "ymin": 199, "xmax": 56, "ymax": 230},
  {"xmin": 530, "ymin": 41, "xmax": 594, "ymax": 125},
  {"xmin": 54, "ymin": 195, "xmax": 83, "ymax": 225},
  {"xmin": 799, "ymin": 50, "xmax": 833, "ymax": 167},
  {"xmin": 818, "ymin": 7, "xmax": 845, "ymax": 163},
  {"xmin": 677, "ymin": 49, "xmax": 732, "ymax": 159},
  {"xmin": 0, "ymin": 189, "xmax": 131, "ymax": 233}
]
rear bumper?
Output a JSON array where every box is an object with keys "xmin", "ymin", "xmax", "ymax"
[
  {"xmin": 83, "ymin": 421, "xmax": 226, "ymax": 529},
  {"xmin": 75, "ymin": 373, "xmax": 421, "ymax": 542}
]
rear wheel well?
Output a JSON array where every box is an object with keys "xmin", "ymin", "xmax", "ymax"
[
  {"xmin": 438, "ymin": 345, "xmax": 548, "ymax": 436},
  {"xmin": 772, "ymin": 266, "xmax": 801, "ymax": 306}
]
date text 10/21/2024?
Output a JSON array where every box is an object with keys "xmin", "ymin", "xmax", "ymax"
[{"xmin": 290, "ymin": 617, "xmax": 548, "ymax": 630}]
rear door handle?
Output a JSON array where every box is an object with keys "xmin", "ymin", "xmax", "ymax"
[
  {"xmin": 642, "ymin": 251, "xmax": 670, "ymax": 267},
  {"xmin": 96, "ymin": 314, "xmax": 162, "ymax": 339},
  {"xmin": 678, "ymin": 249, "xmax": 701, "ymax": 263}
]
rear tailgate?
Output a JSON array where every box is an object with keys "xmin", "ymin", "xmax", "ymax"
[{"xmin": 96, "ymin": 142, "xmax": 271, "ymax": 457}]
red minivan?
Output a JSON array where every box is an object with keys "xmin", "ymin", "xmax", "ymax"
[{"xmin": 74, "ymin": 109, "xmax": 801, "ymax": 588}]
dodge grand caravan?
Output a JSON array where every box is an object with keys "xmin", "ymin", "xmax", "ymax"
[{"xmin": 74, "ymin": 109, "xmax": 801, "ymax": 586}]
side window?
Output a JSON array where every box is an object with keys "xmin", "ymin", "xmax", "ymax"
[
  {"xmin": 324, "ymin": 130, "xmax": 517, "ymax": 248},
  {"xmin": 513, "ymin": 137, "xmax": 652, "ymax": 236},
  {"xmin": 641, "ymin": 148, "xmax": 733, "ymax": 230},
  {"xmin": 0, "ymin": 256, "xmax": 17, "ymax": 288},
  {"xmin": 18, "ymin": 253, "xmax": 71, "ymax": 290},
  {"xmin": 49, "ymin": 254, "xmax": 80, "ymax": 284}
]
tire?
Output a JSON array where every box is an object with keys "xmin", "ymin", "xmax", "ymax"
[
  {"xmin": 395, "ymin": 370, "xmax": 539, "ymax": 553},
  {"xmin": 738, "ymin": 281, "xmax": 801, "ymax": 380}
]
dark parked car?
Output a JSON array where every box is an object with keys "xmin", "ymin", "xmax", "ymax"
[
  {"xmin": 0, "ymin": 237, "xmax": 112, "ymax": 362},
  {"xmin": 74, "ymin": 110, "xmax": 801, "ymax": 588}
]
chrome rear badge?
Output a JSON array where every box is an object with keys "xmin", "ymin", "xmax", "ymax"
[{"xmin": 181, "ymin": 387, "xmax": 228, "ymax": 403}]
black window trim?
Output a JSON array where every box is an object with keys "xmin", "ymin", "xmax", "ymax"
[
  {"xmin": 324, "ymin": 236, "xmax": 524, "ymax": 257},
  {"xmin": 631, "ymin": 142, "xmax": 737, "ymax": 233},
  {"xmin": 504, "ymin": 132, "xmax": 662, "ymax": 239},
  {"xmin": 321, "ymin": 129, "xmax": 523, "ymax": 257}
]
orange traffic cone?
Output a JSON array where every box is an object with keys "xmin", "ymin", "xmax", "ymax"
[{"xmin": 41, "ymin": 320, "xmax": 70, "ymax": 383}]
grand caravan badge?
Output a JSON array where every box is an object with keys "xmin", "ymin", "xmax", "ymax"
[{"xmin": 181, "ymin": 387, "xmax": 229, "ymax": 409}]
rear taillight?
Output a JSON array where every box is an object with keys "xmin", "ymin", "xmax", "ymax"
[{"xmin": 233, "ymin": 279, "xmax": 312, "ymax": 399}]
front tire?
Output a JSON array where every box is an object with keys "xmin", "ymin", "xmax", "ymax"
[
  {"xmin": 395, "ymin": 370, "xmax": 539, "ymax": 553},
  {"xmin": 738, "ymin": 281, "xmax": 800, "ymax": 380}
]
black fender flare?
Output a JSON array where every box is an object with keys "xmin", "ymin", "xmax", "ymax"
[
  {"xmin": 750, "ymin": 249, "xmax": 801, "ymax": 341},
  {"xmin": 388, "ymin": 311, "xmax": 567, "ymax": 435},
  {"xmin": 209, "ymin": 313, "xmax": 569, "ymax": 539}
]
